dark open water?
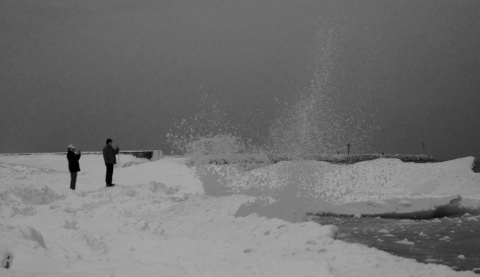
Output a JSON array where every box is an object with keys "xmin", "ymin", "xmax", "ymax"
[
  {"xmin": 307, "ymin": 215, "xmax": 480, "ymax": 274},
  {"xmin": 303, "ymin": 159, "xmax": 480, "ymax": 274}
]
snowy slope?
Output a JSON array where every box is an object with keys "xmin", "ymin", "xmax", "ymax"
[
  {"xmin": 0, "ymin": 154, "xmax": 478, "ymax": 276},
  {"xmin": 198, "ymin": 157, "xmax": 480, "ymax": 221}
]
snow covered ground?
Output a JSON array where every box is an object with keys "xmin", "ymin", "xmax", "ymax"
[{"xmin": 0, "ymin": 153, "xmax": 479, "ymax": 276}]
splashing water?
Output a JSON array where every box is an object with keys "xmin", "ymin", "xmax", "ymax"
[
  {"xmin": 167, "ymin": 29, "xmax": 377, "ymax": 160},
  {"xmin": 266, "ymin": 30, "xmax": 337, "ymax": 156},
  {"xmin": 165, "ymin": 30, "xmax": 480, "ymax": 230},
  {"xmin": 266, "ymin": 29, "xmax": 377, "ymax": 157},
  {"xmin": 166, "ymin": 91, "xmax": 250, "ymax": 155}
]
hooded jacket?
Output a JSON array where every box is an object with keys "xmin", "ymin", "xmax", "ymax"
[{"xmin": 67, "ymin": 150, "xmax": 81, "ymax": 172}]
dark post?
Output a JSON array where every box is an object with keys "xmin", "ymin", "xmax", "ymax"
[
  {"xmin": 421, "ymin": 142, "xmax": 425, "ymax": 154},
  {"xmin": 347, "ymin": 143, "xmax": 351, "ymax": 155}
]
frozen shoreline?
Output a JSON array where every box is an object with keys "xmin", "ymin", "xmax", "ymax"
[{"xmin": 0, "ymin": 154, "xmax": 478, "ymax": 276}]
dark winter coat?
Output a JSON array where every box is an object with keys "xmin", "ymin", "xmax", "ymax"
[
  {"xmin": 67, "ymin": 150, "xmax": 81, "ymax": 173},
  {"xmin": 103, "ymin": 144, "xmax": 119, "ymax": 165}
]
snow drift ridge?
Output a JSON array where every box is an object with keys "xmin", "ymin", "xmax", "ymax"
[{"xmin": 197, "ymin": 157, "xmax": 480, "ymax": 222}]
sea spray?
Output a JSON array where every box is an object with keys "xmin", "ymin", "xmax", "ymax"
[
  {"xmin": 166, "ymin": 89, "xmax": 270, "ymax": 169},
  {"xmin": 266, "ymin": 29, "xmax": 338, "ymax": 156},
  {"xmin": 266, "ymin": 29, "xmax": 377, "ymax": 156},
  {"xmin": 166, "ymin": 29, "xmax": 377, "ymax": 161},
  {"xmin": 166, "ymin": 91, "xmax": 251, "ymax": 155},
  {"xmin": 165, "ymin": 29, "xmax": 389, "ymax": 223}
]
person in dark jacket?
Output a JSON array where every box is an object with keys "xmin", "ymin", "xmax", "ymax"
[
  {"xmin": 103, "ymin": 138, "xmax": 119, "ymax": 187},
  {"xmin": 67, "ymin": 144, "xmax": 81, "ymax": 190}
]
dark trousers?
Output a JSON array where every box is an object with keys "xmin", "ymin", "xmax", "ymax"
[
  {"xmin": 70, "ymin": 172, "xmax": 77, "ymax": 190},
  {"xmin": 106, "ymin": 164, "xmax": 114, "ymax": 185}
]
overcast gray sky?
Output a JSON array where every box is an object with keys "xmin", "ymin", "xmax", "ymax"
[{"xmin": 1, "ymin": 0, "xmax": 479, "ymax": 161}]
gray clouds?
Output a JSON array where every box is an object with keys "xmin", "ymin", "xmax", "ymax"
[{"xmin": 1, "ymin": 0, "xmax": 479, "ymax": 160}]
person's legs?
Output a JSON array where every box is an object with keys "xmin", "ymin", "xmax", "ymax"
[
  {"xmin": 70, "ymin": 172, "xmax": 77, "ymax": 190},
  {"xmin": 110, "ymin": 164, "xmax": 114, "ymax": 185},
  {"xmin": 106, "ymin": 164, "xmax": 114, "ymax": 185}
]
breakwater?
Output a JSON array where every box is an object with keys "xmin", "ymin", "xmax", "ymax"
[
  {"xmin": 195, "ymin": 153, "xmax": 436, "ymax": 167},
  {"xmin": 0, "ymin": 150, "xmax": 163, "ymax": 161},
  {"xmin": 268, "ymin": 153, "xmax": 435, "ymax": 164}
]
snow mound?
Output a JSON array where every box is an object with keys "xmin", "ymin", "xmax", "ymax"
[
  {"xmin": 0, "ymin": 154, "xmax": 478, "ymax": 276},
  {"xmin": 19, "ymin": 226, "xmax": 47, "ymax": 249},
  {"xmin": 0, "ymin": 185, "xmax": 64, "ymax": 206},
  {"xmin": 198, "ymin": 157, "xmax": 480, "ymax": 221}
]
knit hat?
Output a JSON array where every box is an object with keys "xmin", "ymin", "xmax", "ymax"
[
  {"xmin": 68, "ymin": 144, "xmax": 75, "ymax": 149},
  {"xmin": 106, "ymin": 138, "xmax": 112, "ymax": 144}
]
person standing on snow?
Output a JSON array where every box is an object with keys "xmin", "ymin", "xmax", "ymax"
[
  {"xmin": 67, "ymin": 144, "xmax": 81, "ymax": 190},
  {"xmin": 103, "ymin": 138, "xmax": 119, "ymax": 187}
]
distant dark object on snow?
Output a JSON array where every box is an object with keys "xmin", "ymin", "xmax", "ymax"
[{"xmin": 2, "ymin": 252, "xmax": 13, "ymax": 269}]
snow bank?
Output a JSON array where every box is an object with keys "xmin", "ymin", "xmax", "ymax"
[
  {"xmin": 0, "ymin": 154, "xmax": 478, "ymax": 276},
  {"xmin": 198, "ymin": 157, "xmax": 480, "ymax": 221}
]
